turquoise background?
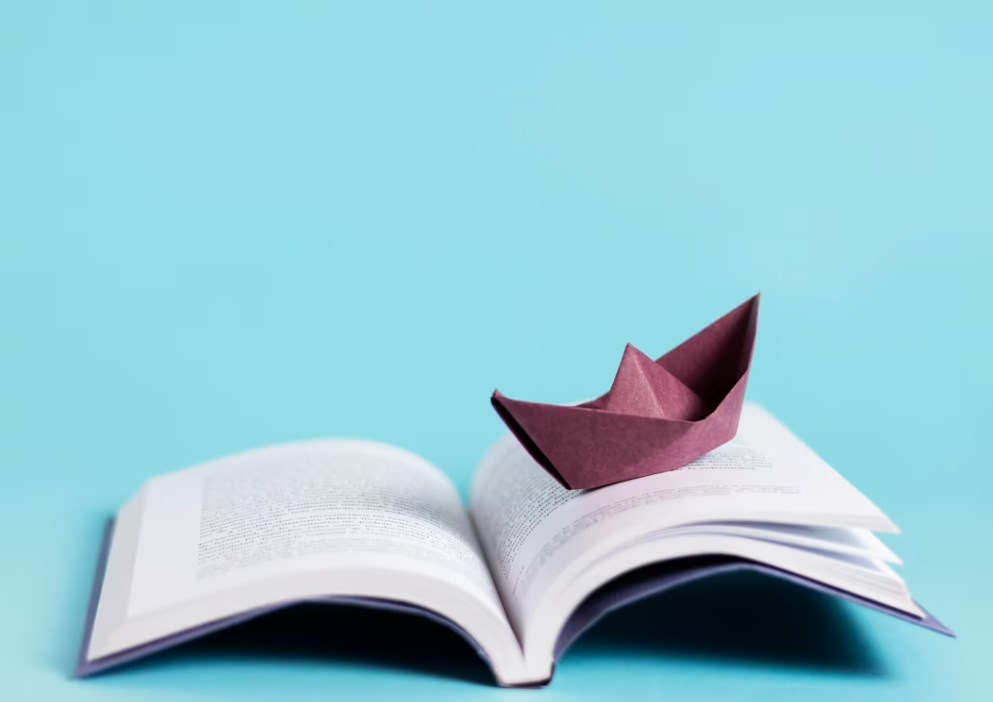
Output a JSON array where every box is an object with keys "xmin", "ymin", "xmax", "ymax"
[{"xmin": 2, "ymin": 1, "xmax": 991, "ymax": 700}]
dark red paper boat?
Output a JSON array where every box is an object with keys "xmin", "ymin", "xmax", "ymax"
[{"xmin": 492, "ymin": 294, "xmax": 760, "ymax": 490}]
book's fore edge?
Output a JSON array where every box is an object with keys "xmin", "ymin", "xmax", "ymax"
[
  {"xmin": 76, "ymin": 517, "xmax": 116, "ymax": 677},
  {"xmin": 552, "ymin": 557, "xmax": 955, "ymax": 663}
]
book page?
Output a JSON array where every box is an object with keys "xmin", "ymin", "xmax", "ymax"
[
  {"xmin": 469, "ymin": 403, "xmax": 896, "ymax": 637},
  {"xmin": 88, "ymin": 438, "xmax": 543, "ymax": 685},
  {"xmin": 126, "ymin": 439, "xmax": 502, "ymax": 617}
]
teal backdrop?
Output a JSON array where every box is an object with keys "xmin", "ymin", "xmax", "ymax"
[{"xmin": 2, "ymin": 2, "xmax": 991, "ymax": 700}]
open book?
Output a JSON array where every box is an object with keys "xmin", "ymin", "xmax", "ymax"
[{"xmin": 78, "ymin": 404, "xmax": 951, "ymax": 686}]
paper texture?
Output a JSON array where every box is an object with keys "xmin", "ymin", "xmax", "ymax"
[{"xmin": 492, "ymin": 294, "xmax": 760, "ymax": 489}]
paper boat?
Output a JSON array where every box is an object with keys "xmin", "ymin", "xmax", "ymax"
[{"xmin": 492, "ymin": 294, "xmax": 760, "ymax": 489}]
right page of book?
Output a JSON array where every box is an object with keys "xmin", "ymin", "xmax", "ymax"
[{"xmin": 469, "ymin": 402, "xmax": 897, "ymax": 641}]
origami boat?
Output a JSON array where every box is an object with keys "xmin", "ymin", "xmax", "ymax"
[{"xmin": 492, "ymin": 294, "xmax": 760, "ymax": 490}]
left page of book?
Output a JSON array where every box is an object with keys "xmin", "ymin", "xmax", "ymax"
[{"xmin": 84, "ymin": 440, "xmax": 529, "ymax": 684}]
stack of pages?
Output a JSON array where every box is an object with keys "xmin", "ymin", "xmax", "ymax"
[{"xmin": 78, "ymin": 403, "xmax": 950, "ymax": 686}]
